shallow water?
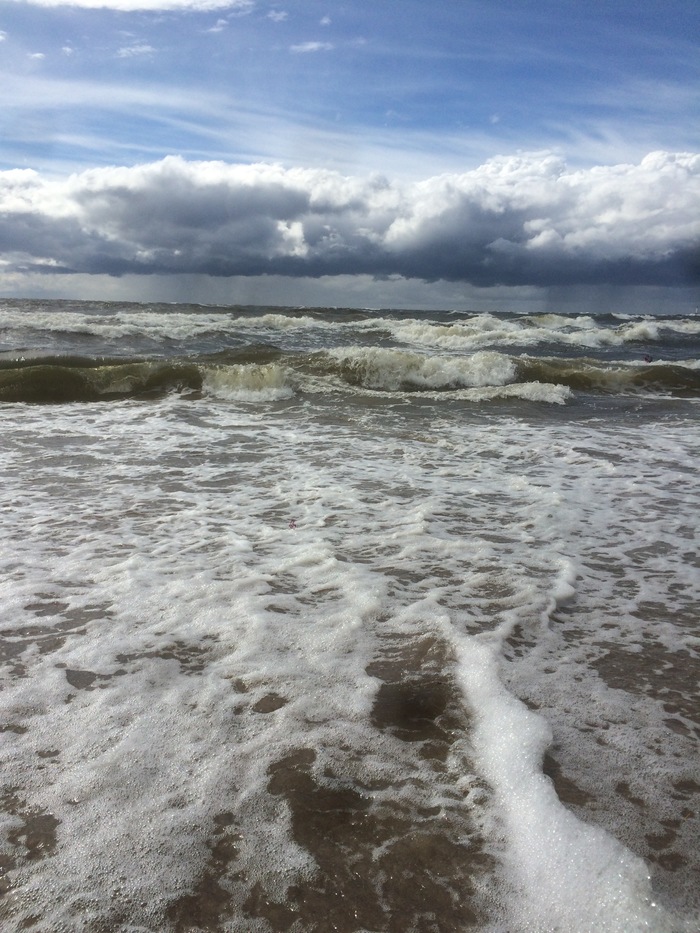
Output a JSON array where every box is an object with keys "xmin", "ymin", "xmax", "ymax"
[{"xmin": 0, "ymin": 302, "xmax": 698, "ymax": 932}]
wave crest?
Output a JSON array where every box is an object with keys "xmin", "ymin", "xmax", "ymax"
[
  {"xmin": 327, "ymin": 347, "xmax": 517, "ymax": 391},
  {"xmin": 203, "ymin": 362, "xmax": 294, "ymax": 400}
]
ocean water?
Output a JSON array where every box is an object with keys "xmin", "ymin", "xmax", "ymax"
[{"xmin": 0, "ymin": 299, "xmax": 698, "ymax": 933}]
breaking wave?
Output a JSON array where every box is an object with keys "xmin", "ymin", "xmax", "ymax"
[
  {"xmin": 0, "ymin": 347, "xmax": 698, "ymax": 404},
  {"xmin": 203, "ymin": 363, "xmax": 295, "ymax": 401},
  {"xmin": 325, "ymin": 347, "xmax": 517, "ymax": 391},
  {"xmin": 391, "ymin": 313, "xmax": 700, "ymax": 351}
]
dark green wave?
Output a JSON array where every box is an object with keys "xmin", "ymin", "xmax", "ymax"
[
  {"xmin": 0, "ymin": 350, "xmax": 698, "ymax": 403},
  {"xmin": 0, "ymin": 360, "xmax": 203, "ymax": 403},
  {"xmin": 515, "ymin": 359, "xmax": 700, "ymax": 395}
]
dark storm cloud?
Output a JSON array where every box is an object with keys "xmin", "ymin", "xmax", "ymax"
[{"xmin": 1, "ymin": 152, "xmax": 699, "ymax": 287}]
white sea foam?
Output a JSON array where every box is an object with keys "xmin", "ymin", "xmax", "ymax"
[
  {"xmin": 395, "ymin": 381, "xmax": 571, "ymax": 404},
  {"xmin": 250, "ymin": 312, "xmax": 334, "ymax": 330},
  {"xmin": 486, "ymin": 380, "xmax": 571, "ymax": 404},
  {"xmin": 3, "ymin": 306, "xmax": 700, "ymax": 362},
  {"xmin": 389, "ymin": 312, "xmax": 700, "ymax": 352},
  {"xmin": 0, "ymin": 307, "xmax": 237, "ymax": 340},
  {"xmin": 455, "ymin": 636, "xmax": 672, "ymax": 933},
  {"xmin": 1, "ymin": 338, "xmax": 698, "ymax": 931},
  {"xmin": 329, "ymin": 346, "xmax": 517, "ymax": 389}
]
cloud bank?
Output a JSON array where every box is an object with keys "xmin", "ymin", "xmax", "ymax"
[{"xmin": 1, "ymin": 152, "xmax": 699, "ymax": 288}]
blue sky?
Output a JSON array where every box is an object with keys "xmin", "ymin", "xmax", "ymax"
[{"xmin": 1, "ymin": 0, "xmax": 699, "ymax": 310}]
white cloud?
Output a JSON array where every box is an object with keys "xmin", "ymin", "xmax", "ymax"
[
  {"xmin": 0, "ymin": 31, "xmax": 7, "ymax": 42},
  {"xmin": 117, "ymin": 43, "xmax": 155, "ymax": 57},
  {"xmin": 28, "ymin": 52, "xmax": 46, "ymax": 59},
  {"xmin": 0, "ymin": 152, "xmax": 698, "ymax": 287},
  {"xmin": 267, "ymin": 10, "xmax": 287, "ymax": 22},
  {"xmin": 290, "ymin": 41, "xmax": 333, "ymax": 54}
]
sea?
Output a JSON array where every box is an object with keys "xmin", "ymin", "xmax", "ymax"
[{"xmin": 0, "ymin": 299, "xmax": 698, "ymax": 933}]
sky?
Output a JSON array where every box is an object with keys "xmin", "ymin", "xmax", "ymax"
[{"xmin": 0, "ymin": 0, "xmax": 699, "ymax": 312}]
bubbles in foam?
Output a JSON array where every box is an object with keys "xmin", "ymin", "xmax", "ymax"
[
  {"xmin": 1, "ymin": 302, "xmax": 699, "ymax": 932},
  {"xmin": 455, "ymin": 638, "xmax": 670, "ymax": 933},
  {"xmin": 329, "ymin": 345, "xmax": 517, "ymax": 389}
]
